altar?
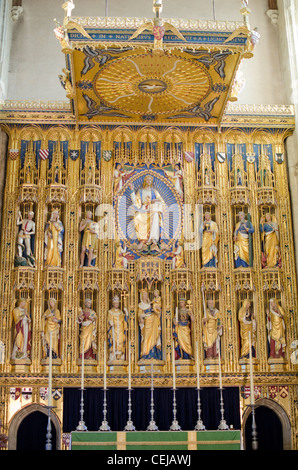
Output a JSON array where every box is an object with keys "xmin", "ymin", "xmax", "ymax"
[{"xmin": 70, "ymin": 430, "xmax": 241, "ymax": 451}]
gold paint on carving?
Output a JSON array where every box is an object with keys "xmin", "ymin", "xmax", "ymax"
[{"xmin": 0, "ymin": 17, "xmax": 297, "ymax": 450}]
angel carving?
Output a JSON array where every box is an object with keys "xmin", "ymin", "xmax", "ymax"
[{"xmin": 58, "ymin": 68, "xmax": 75, "ymax": 99}]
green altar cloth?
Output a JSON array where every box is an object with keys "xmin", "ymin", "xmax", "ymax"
[{"xmin": 71, "ymin": 430, "xmax": 241, "ymax": 450}]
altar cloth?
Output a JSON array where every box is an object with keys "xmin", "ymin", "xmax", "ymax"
[{"xmin": 71, "ymin": 430, "xmax": 241, "ymax": 450}]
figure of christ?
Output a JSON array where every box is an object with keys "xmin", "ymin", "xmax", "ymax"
[{"xmin": 129, "ymin": 174, "xmax": 164, "ymax": 252}]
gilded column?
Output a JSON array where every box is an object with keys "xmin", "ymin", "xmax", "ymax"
[
  {"xmin": 217, "ymin": 133, "xmax": 238, "ymax": 373},
  {"xmin": 0, "ymin": 127, "xmax": 21, "ymax": 373},
  {"xmin": 31, "ymin": 130, "xmax": 47, "ymax": 375},
  {"xmin": 66, "ymin": 127, "xmax": 80, "ymax": 374}
]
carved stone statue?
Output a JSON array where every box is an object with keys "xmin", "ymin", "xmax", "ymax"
[
  {"xmin": 171, "ymin": 239, "xmax": 185, "ymax": 268},
  {"xmin": 266, "ymin": 299, "xmax": 286, "ymax": 359},
  {"xmin": 173, "ymin": 298, "xmax": 194, "ymax": 360},
  {"xmin": 44, "ymin": 209, "xmax": 64, "ymax": 268},
  {"xmin": 200, "ymin": 212, "xmax": 219, "ymax": 268},
  {"xmin": 77, "ymin": 299, "xmax": 98, "ymax": 360},
  {"xmin": 11, "ymin": 299, "xmax": 32, "ymax": 361},
  {"xmin": 41, "ymin": 298, "xmax": 61, "ymax": 360},
  {"xmin": 107, "ymin": 295, "xmax": 128, "ymax": 361},
  {"xmin": 113, "ymin": 241, "xmax": 128, "ymax": 269},
  {"xmin": 165, "ymin": 164, "xmax": 183, "ymax": 198},
  {"xmin": 260, "ymin": 213, "xmax": 281, "ymax": 268},
  {"xmin": 16, "ymin": 211, "xmax": 36, "ymax": 267},
  {"xmin": 202, "ymin": 299, "xmax": 222, "ymax": 359},
  {"xmin": 79, "ymin": 211, "xmax": 99, "ymax": 267},
  {"xmin": 138, "ymin": 289, "xmax": 162, "ymax": 360},
  {"xmin": 234, "ymin": 211, "xmax": 254, "ymax": 268},
  {"xmin": 238, "ymin": 299, "xmax": 256, "ymax": 359}
]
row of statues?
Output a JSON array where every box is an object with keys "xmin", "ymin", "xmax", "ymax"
[
  {"xmin": 15, "ymin": 208, "xmax": 281, "ymax": 270},
  {"xmin": 10, "ymin": 294, "xmax": 286, "ymax": 363},
  {"xmin": 201, "ymin": 210, "xmax": 280, "ymax": 269},
  {"xmin": 16, "ymin": 209, "xmax": 65, "ymax": 269}
]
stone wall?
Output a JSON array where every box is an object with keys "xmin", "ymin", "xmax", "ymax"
[{"xmin": 5, "ymin": 0, "xmax": 287, "ymax": 105}]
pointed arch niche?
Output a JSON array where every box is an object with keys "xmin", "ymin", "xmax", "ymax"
[
  {"xmin": 8, "ymin": 403, "xmax": 61, "ymax": 450},
  {"xmin": 242, "ymin": 397, "xmax": 292, "ymax": 450}
]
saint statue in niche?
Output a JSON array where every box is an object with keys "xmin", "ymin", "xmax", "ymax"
[
  {"xmin": 233, "ymin": 211, "xmax": 254, "ymax": 268},
  {"xmin": 11, "ymin": 299, "xmax": 32, "ymax": 361},
  {"xmin": 138, "ymin": 289, "xmax": 162, "ymax": 361},
  {"xmin": 41, "ymin": 298, "xmax": 61, "ymax": 360},
  {"xmin": 266, "ymin": 298, "xmax": 286, "ymax": 359},
  {"xmin": 77, "ymin": 298, "xmax": 98, "ymax": 360},
  {"xmin": 44, "ymin": 209, "xmax": 64, "ymax": 268},
  {"xmin": 16, "ymin": 210, "xmax": 36, "ymax": 267},
  {"xmin": 238, "ymin": 299, "xmax": 256, "ymax": 359},
  {"xmin": 260, "ymin": 213, "xmax": 281, "ymax": 268},
  {"xmin": 107, "ymin": 295, "xmax": 128, "ymax": 362},
  {"xmin": 79, "ymin": 210, "xmax": 99, "ymax": 267},
  {"xmin": 173, "ymin": 298, "xmax": 194, "ymax": 360},
  {"xmin": 202, "ymin": 299, "xmax": 222, "ymax": 359},
  {"xmin": 200, "ymin": 212, "xmax": 219, "ymax": 268}
]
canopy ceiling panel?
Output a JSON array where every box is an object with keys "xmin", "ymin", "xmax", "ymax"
[{"xmin": 54, "ymin": 2, "xmax": 259, "ymax": 127}]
